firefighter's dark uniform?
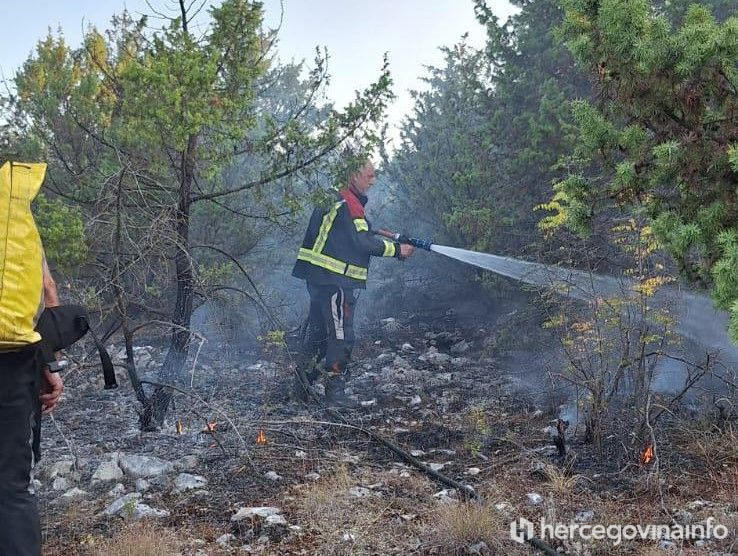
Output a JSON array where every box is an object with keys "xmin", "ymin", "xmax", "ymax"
[
  {"xmin": 292, "ymin": 186, "xmax": 401, "ymax": 402},
  {"xmin": 0, "ymin": 346, "xmax": 43, "ymax": 556}
]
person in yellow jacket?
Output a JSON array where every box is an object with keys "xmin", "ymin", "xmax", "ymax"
[
  {"xmin": 292, "ymin": 157, "xmax": 414, "ymax": 406},
  {"xmin": 0, "ymin": 160, "xmax": 63, "ymax": 556}
]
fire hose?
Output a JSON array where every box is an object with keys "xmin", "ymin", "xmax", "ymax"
[{"xmin": 374, "ymin": 229, "xmax": 433, "ymax": 251}]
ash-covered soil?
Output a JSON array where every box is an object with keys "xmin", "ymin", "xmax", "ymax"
[{"xmin": 38, "ymin": 309, "xmax": 737, "ymax": 555}]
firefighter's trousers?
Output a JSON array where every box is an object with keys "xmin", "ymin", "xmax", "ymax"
[
  {"xmin": 0, "ymin": 346, "xmax": 43, "ymax": 556},
  {"xmin": 299, "ymin": 283, "xmax": 357, "ymax": 378}
]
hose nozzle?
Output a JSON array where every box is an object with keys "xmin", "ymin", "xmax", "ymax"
[
  {"xmin": 375, "ymin": 229, "xmax": 433, "ymax": 251},
  {"xmin": 397, "ymin": 234, "xmax": 433, "ymax": 251}
]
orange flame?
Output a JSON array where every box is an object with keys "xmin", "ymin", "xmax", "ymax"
[
  {"xmin": 641, "ymin": 443, "xmax": 654, "ymax": 464},
  {"xmin": 176, "ymin": 420, "xmax": 183, "ymax": 435},
  {"xmin": 203, "ymin": 421, "xmax": 217, "ymax": 433},
  {"xmin": 256, "ymin": 429, "xmax": 267, "ymax": 444}
]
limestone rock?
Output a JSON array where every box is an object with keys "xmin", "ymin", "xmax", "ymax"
[
  {"xmin": 119, "ymin": 454, "xmax": 174, "ymax": 478},
  {"xmin": 173, "ymin": 473, "xmax": 208, "ymax": 493},
  {"xmin": 92, "ymin": 460, "xmax": 124, "ymax": 482}
]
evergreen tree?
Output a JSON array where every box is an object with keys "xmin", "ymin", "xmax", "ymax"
[
  {"xmin": 6, "ymin": 0, "xmax": 392, "ymax": 426},
  {"xmin": 539, "ymin": 0, "xmax": 738, "ymax": 339}
]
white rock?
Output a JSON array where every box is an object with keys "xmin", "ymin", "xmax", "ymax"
[
  {"xmin": 305, "ymin": 472, "xmax": 321, "ymax": 481},
  {"xmin": 52, "ymin": 477, "xmax": 70, "ymax": 491},
  {"xmin": 376, "ymin": 353, "xmax": 393, "ymax": 364},
  {"xmin": 410, "ymin": 449, "xmax": 425, "ymax": 457},
  {"xmin": 342, "ymin": 532, "xmax": 356, "ymax": 542},
  {"xmin": 526, "ymin": 492, "xmax": 543, "ymax": 506},
  {"xmin": 295, "ymin": 450, "xmax": 307, "ymax": 458},
  {"xmin": 421, "ymin": 347, "xmax": 451, "ymax": 365},
  {"xmin": 265, "ymin": 514, "xmax": 287, "ymax": 526},
  {"xmin": 465, "ymin": 467, "xmax": 481, "ymax": 476},
  {"xmin": 349, "ymin": 486, "xmax": 372, "ymax": 498},
  {"xmin": 428, "ymin": 462, "xmax": 447, "ymax": 472},
  {"xmin": 532, "ymin": 409, "xmax": 544, "ymax": 418},
  {"xmin": 108, "ymin": 483, "xmax": 126, "ymax": 497},
  {"xmin": 433, "ymin": 489, "xmax": 457, "ymax": 504},
  {"xmin": 46, "ymin": 459, "xmax": 74, "ymax": 479},
  {"xmin": 685, "ymin": 500, "xmax": 712, "ymax": 510},
  {"xmin": 61, "ymin": 487, "xmax": 87, "ymax": 499},
  {"xmin": 494, "ymin": 502, "xmax": 512, "ymax": 514},
  {"xmin": 173, "ymin": 473, "xmax": 208, "ymax": 493},
  {"xmin": 265, "ymin": 471, "xmax": 282, "ymax": 482},
  {"xmin": 216, "ymin": 533, "xmax": 236, "ymax": 548},
  {"xmin": 401, "ymin": 343, "xmax": 414, "ymax": 352},
  {"xmin": 174, "ymin": 455, "xmax": 199, "ymax": 472},
  {"xmin": 103, "ymin": 493, "xmax": 142, "ymax": 516},
  {"xmin": 135, "ymin": 479, "xmax": 150, "ymax": 492},
  {"xmin": 92, "ymin": 460, "xmax": 124, "ymax": 482},
  {"xmin": 360, "ymin": 399, "xmax": 377, "ymax": 407},
  {"xmin": 409, "ymin": 395, "xmax": 422, "ymax": 406},
  {"xmin": 231, "ymin": 507, "xmax": 281, "ymax": 522},
  {"xmin": 131, "ymin": 504, "xmax": 170, "ymax": 520},
  {"xmin": 469, "ymin": 542, "xmax": 488, "ymax": 555},
  {"xmin": 119, "ymin": 454, "xmax": 174, "ymax": 478}
]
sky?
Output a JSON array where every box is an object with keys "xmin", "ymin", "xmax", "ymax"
[{"xmin": 0, "ymin": 0, "xmax": 518, "ymax": 147}]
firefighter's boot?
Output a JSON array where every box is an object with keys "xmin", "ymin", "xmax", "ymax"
[{"xmin": 324, "ymin": 376, "xmax": 357, "ymax": 409}]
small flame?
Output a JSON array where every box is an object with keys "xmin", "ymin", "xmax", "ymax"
[
  {"xmin": 176, "ymin": 420, "xmax": 183, "ymax": 435},
  {"xmin": 203, "ymin": 421, "xmax": 217, "ymax": 433},
  {"xmin": 256, "ymin": 429, "xmax": 267, "ymax": 444},
  {"xmin": 641, "ymin": 443, "xmax": 654, "ymax": 464}
]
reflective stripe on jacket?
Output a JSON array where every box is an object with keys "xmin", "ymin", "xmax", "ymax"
[{"xmin": 292, "ymin": 187, "xmax": 400, "ymax": 289}]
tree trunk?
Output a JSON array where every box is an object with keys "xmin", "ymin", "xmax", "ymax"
[{"xmin": 151, "ymin": 133, "xmax": 198, "ymax": 427}]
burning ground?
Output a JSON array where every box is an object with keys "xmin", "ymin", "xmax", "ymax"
[{"xmin": 38, "ymin": 306, "xmax": 737, "ymax": 555}]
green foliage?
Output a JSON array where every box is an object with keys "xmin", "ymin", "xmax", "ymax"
[
  {"xmin": 386, "ymin": 0, "xmax": 589, "ymax": 261},
  {"xmin": 32, "ymin": 194, "xmax": 87, "ymax": 270},
  {"xmin": 5, "ymin": 0, "xmax": 392, "ymax": 383},
  {"xmin": 258, "ymin": 329, "xmax": 286, "ymax": 347},
  {"xmin": 541, "ymin": 0, "xmax": 738, "ymax": 340}
]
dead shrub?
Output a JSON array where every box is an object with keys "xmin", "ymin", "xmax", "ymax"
[
  {"xmin": 425, "ymin": 501, "xmax": 526, "ymax": 555},
  {"xmin": 88, "ymin": 522, "xmax": 179, "ymax": 556}
]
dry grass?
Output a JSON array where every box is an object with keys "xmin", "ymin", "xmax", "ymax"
[
  {"xmin": 542, "ymin": 461, "xmax": 590, "ymax": 494},
  {"xmin": 289, "ymin": 466, "xmax": 427, "ymax": 555},
  {"xmin": 424, "ymin": 500, "xmax": 522, "ymax": 555},
  {"xmin": 87, "ymin": 522, "xmax": 180, "ymax": 556}
]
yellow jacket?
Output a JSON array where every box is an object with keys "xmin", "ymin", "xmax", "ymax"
[{"xmin": 0, "ymin": 161, "xmax": 47, "ymax": 349}]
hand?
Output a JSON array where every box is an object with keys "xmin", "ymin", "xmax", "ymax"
[
  {"xmin": 40, "ymin": 368, "xmax": 64, "ymax": 415},
  {"xmin": 399, "ymin": 244, "xmax": 415, "ymax": 259}
]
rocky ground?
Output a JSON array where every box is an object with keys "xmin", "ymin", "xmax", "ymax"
[{"xmin": 38, "ymin": 308, "xmax": 737, "ymax": 555}]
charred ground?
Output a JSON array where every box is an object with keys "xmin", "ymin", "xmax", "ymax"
[{"xmin": 38, "ymin": 301, "xmax": 738, "ymax": 555}]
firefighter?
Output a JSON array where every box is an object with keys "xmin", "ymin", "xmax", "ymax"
[{"xmin": 292, "ymin": 157, "xmax": 414, "ymax": 407}]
